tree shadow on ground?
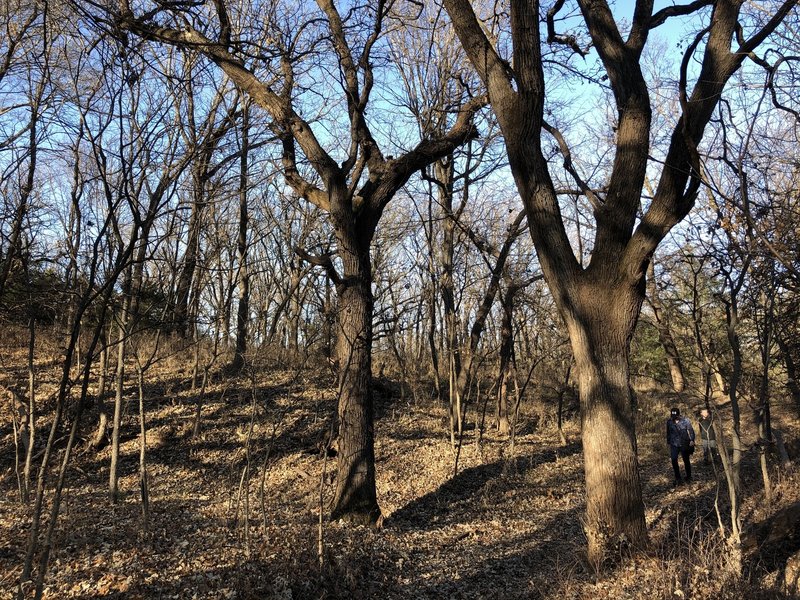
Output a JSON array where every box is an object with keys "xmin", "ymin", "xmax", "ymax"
[
  {"xmin": 76, "ymin": 496, "xmax": 587, "ymax": 600},
  {"xmin": 385, "ymin": 514, "xmax": 586, "ymax": 600},
  {"xmin": 388, "ymin": 441, "xmax": 581, "ymax": 531}
]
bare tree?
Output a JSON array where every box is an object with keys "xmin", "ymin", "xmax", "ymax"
[
  {"xmin": 172, "ymin": 80, "xmax": 239, "ymax": 336},
  {"xmin": 104, "ymin": 0, "xmax": 485, "ymax": 524},
  {"xmin": 442, "ymin": 0, "xmax": 797, "ymax": 562},
  {"xmin": 230, "ymin": 100, "xmax": 252, "ymax": 372},
  {"xmin": 0, "ymin": 1, "xmax": 49, "ymax": 301}
]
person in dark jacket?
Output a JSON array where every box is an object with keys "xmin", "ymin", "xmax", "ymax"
[
  {"xmin": 698, "ymin": 408, "xmax": 716, "ymax": 463},
  {"xmin": 667, "ymin": 407, "xmax": 695, "ymax": 485}
]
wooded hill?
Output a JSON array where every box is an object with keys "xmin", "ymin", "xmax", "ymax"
[{"xmin": 1, "ymin": 0, "xmax": 799, "ymax": 598}]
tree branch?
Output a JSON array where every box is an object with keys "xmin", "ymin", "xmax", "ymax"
[
  {"xmin": 295, "ymin": 247, "xmax": 342, "ymax": 286},
  {"xmin": 442, "ymin": 0, "xmax": 516, "ymax": 107},
  {"xmin": 316, "ymin": 0, "xmax": 384, "ymax": 174},
  {"xmin": 649, "ymin": 0, "xmax": 713, "ymax": 30},
  {"xmin": 274, "ymin": 125, "xmax": 330, "ymax": 211},
  {"xmin": 546, "ymin": 0, "xmax": 589, "ymax": 57},
  {"xmin": 367, "ymin": 93, "xmax": 487, "ymax": 213},
  {"xmin": 115, "ymin": 12, "xmax": 342, "ymax": 185},
  {"xmin": 736, "ymin": 0, "xmax": 798, "ymax": 56},
  {"xmin": 542, "ymin": 120, "xmax": 603, "ymax": 213}
]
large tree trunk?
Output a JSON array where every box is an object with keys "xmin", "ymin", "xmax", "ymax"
[
  {"xmin": 565, "ymin": 280, "xmax": 648, "ymax": 562},
  {"xmin": 440, "ymin": 0, "xmax": 794, "ymax": 570},
  {"xmin": 331, "ymin": 240, "xmax": 380, "ymax": 523},
  {"xmin": 329, "ymin": 217, "xmax": 380, "ymax": 524}
]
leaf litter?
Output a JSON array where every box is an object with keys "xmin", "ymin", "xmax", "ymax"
[{"xmin": 1, "ymin": 363, "xmax": 798, "ymax": 599}]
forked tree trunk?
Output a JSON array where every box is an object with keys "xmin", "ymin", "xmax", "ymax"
[
  {"xmin": 116, "ymin": 4, "xmax": 484, "ymax": 531},
  {"xmin": 565, "ymin": 282, "xmax": 647, "ymax": 562},
  {"xmin": 440, "ymin": 0, "xmax": 795, "ymax": 570},
  {"xmin": 329, "ymin": 221, "xmax": 379, "ymax": 524}
]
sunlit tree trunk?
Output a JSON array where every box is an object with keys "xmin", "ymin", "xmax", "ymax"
[
  {"xmin": 496, "ymin": 281, "xmax": 519, "ymax": 436},
  {"xmin": 91, "ymin": 339, "xmax": 109, "ymax": 449},
  {"xmin": 565, "ymin": 280, "xmax": 647, "ymax": 559},
  {"xmin": 109, "ymin": 272, "xmax": 132, "ymax": 503}
]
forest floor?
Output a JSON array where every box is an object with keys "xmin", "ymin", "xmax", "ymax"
[{"xmin": 1, "ymin": 351, "xmax": 799, "ymax": 600}]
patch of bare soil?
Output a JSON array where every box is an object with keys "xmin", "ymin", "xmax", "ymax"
[{"xmin": 1, "ymin": 363, "xmax": 798, "ymax": 599}]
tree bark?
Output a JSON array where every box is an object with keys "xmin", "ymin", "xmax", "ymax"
[
  {"xmin": 23, "ymin": 313, "xmax": 35, "ymax": 502},
  {"xmin": 565, "ymin": 280, "xmax": 647, "ymax": 561},
  {"xmin": 557, "ymin": 362, "xmax": 572, "ymax": 446},
  {"xmin": 136, "ymin": 367, "xmax": 150, "ymax": 527},
  {"xmin": 329, "ymin": 192, "xmax": 379, "ymax": 524},
  {"xmin": 721, "ymin": 289, "xmax": 745, "ymax": 547},
  {"xmin": 109, "ymin": 190, "xmax": 160, "ymax": 500},
  {"xmin": 91, "ymin": 337, "xmax": 109, "ymax": 450},
  {"xmin": 755, "ymin": 284, "xmax": 775, "ymax": 502},
  {"xmin": 425, "ymin": 198, "xmax": 440, "ymax": 397},
  {"xmin": 173, "ymin": 179, "xmax": 204, "ymax": 337},
  {"xmin": 435, "ymin": 158, "xmax": 462, "ymax": 436}
]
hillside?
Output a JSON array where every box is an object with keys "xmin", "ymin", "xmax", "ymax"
[{"xmin": 1, "ymin": 350, "xmax": 798, "ymax": 599}]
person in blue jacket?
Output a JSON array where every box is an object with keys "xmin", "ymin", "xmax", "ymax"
[{"xmin": 667, "ymin": 407, "xmax": 695, "ymax": 485}]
